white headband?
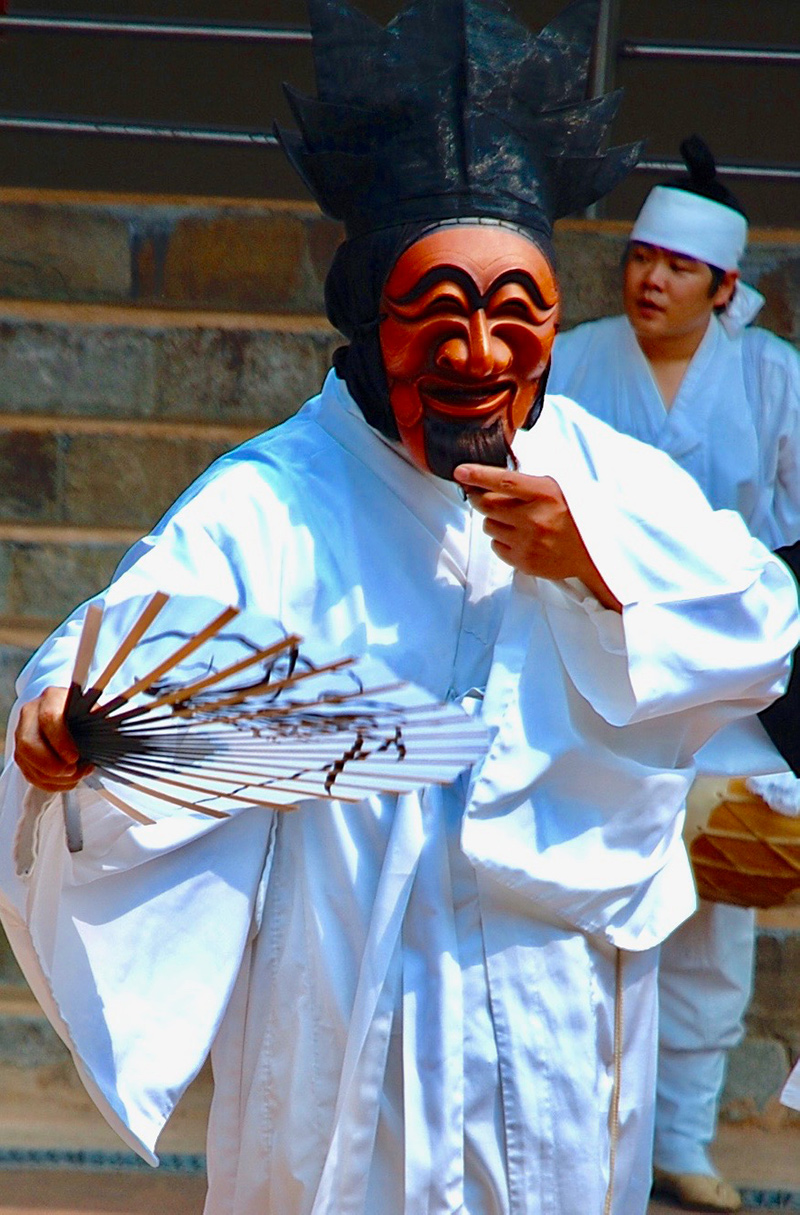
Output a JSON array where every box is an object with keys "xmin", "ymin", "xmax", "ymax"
[
  {"xmin": 630, "ymin": 184, "xmax": 764, "ymax": 334},
  {"xmin": 630, "ymin": 185, "xmax": 746, "ymax": 271}
]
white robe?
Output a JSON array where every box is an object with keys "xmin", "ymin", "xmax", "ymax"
[
  {"xmin": 549, "ymin": 316, "xmax": 800, "ymax": 550},
  {"xmin": 0, "ymin": 370, "xmax": 796, "ymax": 1214},
  {"xmin": 550, "ymin": 313, "xmax": 800, "ymax": 1168},
  {"xmin": 550, "ymin": 314, "xmax": 800, "ymax": 775}
]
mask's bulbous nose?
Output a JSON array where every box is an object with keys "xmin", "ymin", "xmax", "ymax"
[{"xmin": 435, "ymin": 311, "xmax": 512, "ymax": 378}]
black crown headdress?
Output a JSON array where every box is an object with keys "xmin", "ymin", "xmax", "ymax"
[{"xmin": 276, "ymin": 0, "xmax": 642, "ymax": 242}]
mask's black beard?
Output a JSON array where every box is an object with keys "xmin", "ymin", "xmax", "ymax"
[{"xmin": 422, "ymin": 412, "xmax": 515, "ymax": 481}]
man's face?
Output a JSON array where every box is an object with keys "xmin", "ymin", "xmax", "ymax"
[
  {"xmin": 623, "ymin": 241, "xmax": 737, "ymax": 348},
  {"xmin": 379, "ymin": 226, "xmax": 559, "ymax": 478}
]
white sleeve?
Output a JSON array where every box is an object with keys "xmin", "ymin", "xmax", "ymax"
[
  {"xmin": 16, "ymin": 461, "xmax": 290, "ymax": 707},
  {"xmin": 0, "ymin": 463, "xmax": 289, "ymax": 1159},
  {"xmin": 766, "ymin": 346, "xmax": 800, "ymax": 546},
  {"xmin": 0, "ymin": 745, "xmax": 276, "ymax": 1162},
  {"xmin": 544, "ymin": 429, "xmax": 799, "ymax": 739},
  {"xmin": 746, "ymin": 330, "xmax": 800, "ymax": 547}
]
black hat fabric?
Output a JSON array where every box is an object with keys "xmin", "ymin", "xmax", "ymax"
[{"xmin": 276, "ymin": 0, "xmax": 642, "ymax": 241}]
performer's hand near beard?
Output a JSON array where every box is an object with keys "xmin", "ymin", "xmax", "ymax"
[
  {"xmin": 377, "ymin": 225, "xmax": 620, "ymax": 611},
  {"xmin": 454, "ymin": 464, "xmax": 623, "ymax": 612}
]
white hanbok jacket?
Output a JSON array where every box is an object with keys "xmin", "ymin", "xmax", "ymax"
[
  {"xmin": 551, "ymin": 314, "xmax": 800, "ymax": 777},
  {"xmin": 550, "ymin": 316, "xmax": 800, "ymax": 551},
  {"xmin": 0, "ymin": 371, "xmax": 796, "ymax": 1212}
]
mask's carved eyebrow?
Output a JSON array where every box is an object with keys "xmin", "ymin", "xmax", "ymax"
[
  {"xmin": 385, "ymin": 264, "xmax": 556, "ymax": 311},
  {"xmin": 385, "ymin": 265, "xmax": 480, "ymax": 308},
  {"xmin": 489, "ymin": 270, "xmax": 556, "ymax": 310}
]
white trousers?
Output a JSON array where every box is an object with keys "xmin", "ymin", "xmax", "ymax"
[{"xmin": 654, "ymin": 900, "xmax": 755, "ymax": 1175}]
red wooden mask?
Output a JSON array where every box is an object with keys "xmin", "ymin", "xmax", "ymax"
[{"xmin": 379, "ymin": 225, "xmax": 559, "ymax": 477}]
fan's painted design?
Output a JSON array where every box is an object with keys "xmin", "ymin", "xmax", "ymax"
[{"xmin": 61, "ymin": 593, "xmax": 487, "ymax": 847}]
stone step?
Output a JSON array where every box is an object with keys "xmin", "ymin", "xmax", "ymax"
[
  {"xmin": 0, "ymin": 985, "xmax": 69, "ymax": 1069},
  {"xmin": 0, "ymin": 414, "xmax": 261, "ymax": 530},
  {"xmin": 0, "ymin": 613, "xmax": 72, "ymax": 726},
  {"xmin": 0, "ymin": 191, "xmax": 797, "ymax": 338},
  {"xmin": 747, "ymin": 921, "xmax": 800, "ymax": 1062},
  {"xmin": 0, "ymin": 524, "xmax": 140, "ymax": 622},
  {"xmin": 0, "ymin": 645, "xmax": 36, "ymax": 736},
  {"xmin": 0, "ymin": 298, "xmax": 338, "ymax": 422},
  {"xmin": 0, "ymin": 526, "xmax": 139, "ymax": 721},
  {"xmin": 0, "ymin": 985, "xmax": 210, "ymax": 1157},
  {"xmin": 0, "ymin": 615, "xmax": 57, "ymax": 651},
  {"xmin": 0, "ymin": 188, "xmax": 342, "ymax": 314}
]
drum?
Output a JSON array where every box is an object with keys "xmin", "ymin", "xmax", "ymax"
[{"xmin": 684, "ymin": 776, "xmax": 800, "ymax": 908}]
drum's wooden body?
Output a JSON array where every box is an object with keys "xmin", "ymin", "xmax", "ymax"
[{"xmin": 685, "ymin": 776, "xmax": 800, "ymax": 908}]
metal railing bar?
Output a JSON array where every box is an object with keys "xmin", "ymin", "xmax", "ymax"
[
  {"xmin": 0, "ymin": 115, "xmax": 279, "ymax": 147},
  {"xmin": 637, "ymin": 158, "xmax": 800, "ymax": 183},
  {"xmin": 619, "ymin": 40, "xmax": 800, "ymax": 66},
  {"xmin": 0, "ymin": 122, "xmax": 796, "ymax": 182},
  {"xmin": 0, "ymin": 15, "xmax": 311, "ymax": 43}
]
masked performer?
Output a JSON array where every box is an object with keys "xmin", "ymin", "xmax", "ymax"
[
  {"xmin": 549, "ymin": 136, "xmax": 800, "ymax": 1213},
  {"xmin": 1, "ymin": 6, "xmax": 798, "ymax": 1215}
]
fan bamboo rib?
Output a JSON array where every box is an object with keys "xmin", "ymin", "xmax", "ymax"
[{"xmin": 63, "ymin": 594, "xmax": 488, "ymax": 827}]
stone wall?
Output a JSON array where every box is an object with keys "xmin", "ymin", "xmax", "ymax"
[{"xmin": 0, "ymin": 196, "xmax": 797, "ymax": 340}]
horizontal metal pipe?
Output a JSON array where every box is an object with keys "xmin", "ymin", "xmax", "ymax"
[
  {"xmin": 619, "ymin": 40, "xmax": 800, "ymax": 66},
  {"xmin": 636, "ymin": 158, "xmax": 800, "ymax": 183},
  {"xmin": 0, "ymin": 114, "xmax": 278, "ymax": 147},
  {"xmin": 0, "ymin": 15, "xmax": 311, "ymax": 42},
  {"xmin": 0, "ymin": 121, "xmax": 796, "ymax": 185}
]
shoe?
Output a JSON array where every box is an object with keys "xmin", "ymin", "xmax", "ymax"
[{"xmin": 651, "ymin": 1166, "xmax": 742, "ymax": 1212}]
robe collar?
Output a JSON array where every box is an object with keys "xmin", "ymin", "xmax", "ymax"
[
  {"xmin": 315, "ymin": 369, "xmax": 468, "ymax": 509},
  {"xmin": 622, "ymin": 315, "xmax": 726, "ymax": 462}
]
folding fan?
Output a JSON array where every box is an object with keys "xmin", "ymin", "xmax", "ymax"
[{"xmin": 61, "ymin": 592, "xmax": 488, "ymax": 850}]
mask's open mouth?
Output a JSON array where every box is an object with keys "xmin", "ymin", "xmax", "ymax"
[{"xmin": 420, "ymin": 380, "xmax": 514, "ymax": 418}]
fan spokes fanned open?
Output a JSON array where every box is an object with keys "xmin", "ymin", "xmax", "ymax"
[{"xmin": 63, "ymin": 592, "xmax": 488, "ymax": 833}]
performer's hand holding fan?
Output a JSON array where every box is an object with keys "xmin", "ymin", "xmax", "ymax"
[{"xmin": 60, "ymin": 592, "xmax": 487, "ymax": 850}]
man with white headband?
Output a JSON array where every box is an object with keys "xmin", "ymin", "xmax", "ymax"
[{"xmin": 550, "ymin": 135, "xmax": 800, "ymax": 1213}]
